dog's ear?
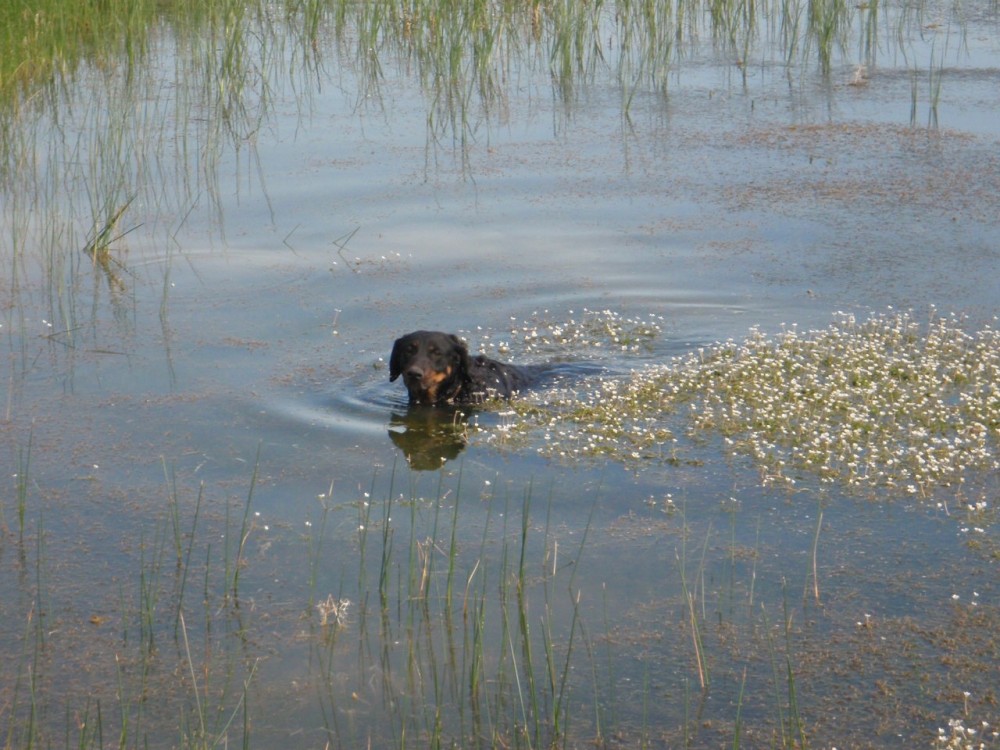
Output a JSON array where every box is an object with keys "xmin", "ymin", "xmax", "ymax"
[
  {"xmin": 389, "ymin": 337, "xmax": 406, "ymax": 382},
  {"xmin": 449, "ymin": 335, "xmax": 471, "ymax": 376}
]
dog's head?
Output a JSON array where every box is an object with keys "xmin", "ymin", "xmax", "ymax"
[{"xmin": 390, "ymin": 331, "xmax": 471, "ymax": 405}]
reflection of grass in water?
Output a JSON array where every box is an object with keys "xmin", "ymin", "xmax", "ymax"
[
  {"xmin": 2, "ymin": 0, "xmax": 963, "ymax": 272},
  {"xmin": 1, "ymin": 0, "xmax": 298, "ymax": 359},
  {"xmin": 0, "ymin": 0, "xmax": 964, "ymax": 388},
  {"xmin": 505, "ymin": 309, "xmax": 1000, "ymax": 505},
  {"xmin": 0, "ymin": 0, "xmax": 965, "ymax": 291},
  {"xmin": 0, "ymin": 0, "xmax": 954, "ymax": 125}
]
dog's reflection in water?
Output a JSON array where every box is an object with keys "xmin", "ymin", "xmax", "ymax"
[{"xmin": 388, "ymin": 405, "xmax": 471, "ymax": 471}]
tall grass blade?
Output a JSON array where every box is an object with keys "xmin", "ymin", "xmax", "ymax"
[{"xmin": 232, "ymin": 443, "xmax": 261, "ymax": 602}]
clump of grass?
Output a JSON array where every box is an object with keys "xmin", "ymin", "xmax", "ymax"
[
  {"xmin": 0, "ymin": 0, "xmax": 154, "ymax": 110},
  {"xmin": 82, "ymin": 195, "xmax": 136, "ymax": 294},
  {"xmin": 502, "ymin": 309, "xmax": 999, "ymax": 500}
]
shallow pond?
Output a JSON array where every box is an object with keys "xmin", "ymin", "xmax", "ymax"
[{"xmin": 1, "ymin": 1, "xmax": 998, "ymax": 748}]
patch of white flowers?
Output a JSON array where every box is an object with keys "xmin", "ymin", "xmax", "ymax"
[
  {"xmin": 934, "ymin": 717, "xmax": 998, "ymax": 749},
  {"xmin": 501, "ymin": 310, "xmax": 999, "ymax": 497},
  {"xmin": 470, "ymin": 308, "xmax": 665, "ymax": 357}
]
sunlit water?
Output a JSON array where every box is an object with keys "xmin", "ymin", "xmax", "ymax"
[{"xmin": 1, "ymin": 2, "xmax": 998, "ymax": 748}]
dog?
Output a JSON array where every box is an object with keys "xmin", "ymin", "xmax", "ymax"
[{"xmin": 390, "ymin": 330, "xmax": 535, "ymax": 405}]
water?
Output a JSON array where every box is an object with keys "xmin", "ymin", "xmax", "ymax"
[{"xmin": 1, "ymin": 1, "xmax": 998, "ymax": 748}]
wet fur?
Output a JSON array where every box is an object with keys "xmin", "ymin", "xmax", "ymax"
[{"xmin": 390, "ymin": 330, "xmax": 534, "ymax": 405}]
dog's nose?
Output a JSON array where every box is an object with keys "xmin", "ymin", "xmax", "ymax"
[{"xmin": 405, "ymin": 366, "xmax": 424, "ymax": 380}]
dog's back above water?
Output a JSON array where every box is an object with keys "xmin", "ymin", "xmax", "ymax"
[{"xmin": 389, "ymin": 330, "xmax": 536, "ymax": 405}]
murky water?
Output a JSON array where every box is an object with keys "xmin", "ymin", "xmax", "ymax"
[{"xmin": 2, "ymin": 1, "xmax": 998, "ymax": 748}]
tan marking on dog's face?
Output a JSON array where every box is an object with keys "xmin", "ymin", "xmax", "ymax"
[{"xmin": 418, "ymin": 365, "xmax": 453, "ymax": 403}]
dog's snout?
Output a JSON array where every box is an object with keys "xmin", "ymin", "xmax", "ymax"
[{"xmin": 405, "ymin": 365, "xmax": 424, "ymax": 380}]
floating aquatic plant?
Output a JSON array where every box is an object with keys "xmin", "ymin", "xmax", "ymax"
[
  {"xmin": 496, "ymin": 310, "xmax": 999, "ymax": 499},
  {"xmin": 471, "ymin": 308, "xmax": 666, "ymax": 358},
  {"xmin": 935, "ymin": 715, "xmax": 999, "ymax": 749}
]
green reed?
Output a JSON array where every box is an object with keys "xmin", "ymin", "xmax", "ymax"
[
  {"xmin": 2, "ymin": 0, "xmax": 289, "ymax": 355},
  {"xmin": 782, "ymin": 584, "xmax": 807, "ymax": 748},
  {"xmin": 178, "ymin": 613, "xmax": 258, "ymax": 748},
  {"xmin": 230, "ymin": 445, "xmax": 260, "ymax": 602},
  {"xmin": 113, "ymin": 649, "xmax": 133, "ymax": 747},
  {"xmin": 173, "ymin": 483, "xmax": 205, "ymax": 637},
  {"xmin": 732, "ymin": 664, "xmax": 749, "ymax": 749},
  {"xmin": 758, "ymin": 586, "xmax": 810, "ymax": 749}
]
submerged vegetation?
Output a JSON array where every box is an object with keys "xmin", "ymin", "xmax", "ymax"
[
  {"xmin": 3, "ymin": 439, "xmax": 996, "ymax": 748},
  {"xmin": 0, "ymin": 452, "xmax": 998, "ymax": 750}
]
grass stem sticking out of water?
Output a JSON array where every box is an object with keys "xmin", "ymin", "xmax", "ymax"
[
  {"xmin": 782, "ymin": 582, "xmax": 807, "ymax": 748},
  {"xmin": 516, "ymin": 481, "xmax": 541, "ymax": 743},
  {"xmin": 378, "ymin": 474, "xmax": 395, "ymax": 612},
  {"xmin": 761, "ymin": 603, "xmax": 788, "ymax": 747},
  {"xmin": 173, "ymin": 482, "xmax": 204, "ymax": 639},
  {"xmin": 445, "ymin": 467, "xmax": 463, "ymax": 613},
  {"xmin": 179, "ymin": 613, "xmax": 206, "ymax": 741},
  {"xmin": 748, "ymin": 515, "xmax": 761, "ymax": 610},
  {"xmin": 231, "ymin": 443, "xmax": 261, "ymax": 603},
  {"xmin": 4, "ymin": 603, "xmax": 40, "ymax": 748},
  {"xmin": 733, "ymin": 664, "xmax": 749, "ymax": 750},
  {"xmin": 808, "ymin": 507, "xmax": 823, "ymax": 605}
]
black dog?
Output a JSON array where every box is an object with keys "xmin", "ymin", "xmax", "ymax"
[{"xmin": 390, "ymin": 331, "xmax": 534, "ymax": 405}]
